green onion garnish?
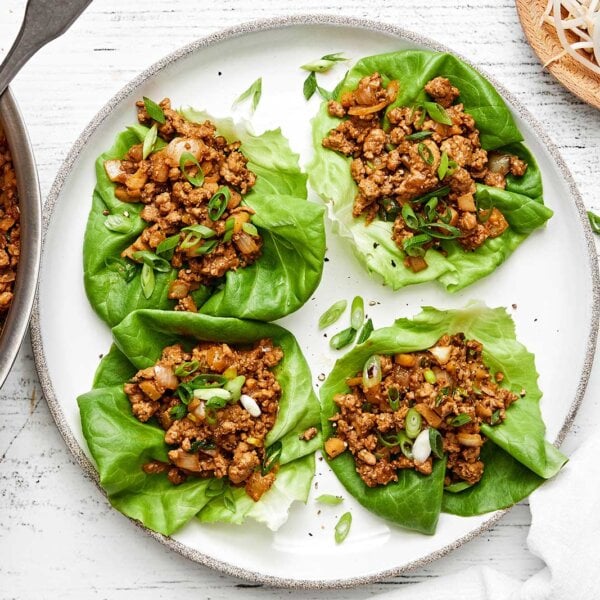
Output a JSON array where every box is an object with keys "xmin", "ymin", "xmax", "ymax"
[
  {"xmin": 423, "ymin": 197, "xmax": 438, "ymax": 223},
  {"xmin": 223, "ymin": 375, "xmax": 246, "ymax": 402},
  {"xmin": 189, "ymin": 439, "xmax": 216, "ymax": 453},
  {"xmin": 205, "ymin": 396, "xmax": 229, "ymax": 409},
  {"xmin": 356, "ymin": 318, "xmax": 374, "ymax": 344},
  {"xmin": 194, "ymin": 240, "xmax": 218, "ymax": 255},
  {"xmin": 475, "ymin": 190, "xmax": 494, "ymax": 223},
  {"xmin": 362, "ymin": 354, "xmax": 382, "ymax": 389},
  {"xmin": 423, "ymin": 368, "xmax": 437, "ymax": 384},
  {"xmin": 397, "ymin": 431, "xmax": 414, "ymax": 458},
  {"xmin": 444, "ymin": 481, "xmax": 473, "ymax": 493},
  {"xmin": 490, "ymin": 409, "xmax": 501, "ymax": 426},
  {"xmin": 334, "ymin": 512, "xmax": 352, "ymax": 544},
  {"xmin": 423, "ymin": 101, "xmax": 453, "ymax": 125},
  {"xmin": 132, "ymin": 250, "xmax": 171, "ymax": 272},
  {"xmin": 174, "ymin": 361, "xmax": 200, "ymax": 377},
  {"xmin": 302, "ymin": 71, "xmax": 333, "ymax": 101},
  {"xmin": 429, "ymin": 428, "xmax": 444, "ymax": 459},
  {"xmin": 179, "ymin": 151, "xmax": 205, "ymax": 187},
  {"xmin": 419, "ymin": 222, "xmax": 462, "ymax": 239},
  {"xmin": 405, "ymin": 131, "xmax": 433, "ymax": 141},
  {"xmin": 437, "ymin": 151, "xmax": 449, "ymax": 180},
  {"xmin": 330, "ymin": 327, "xmax": 356, "ymax": 350},
  {"xmin": 412, "ymin": 186, "xmax": 451, "ymax": 204},
  {"xmin": 449, "ymin": 413, "xmax": 472, "ymax": 427},
  {"xmin": 155, "ymin": 234, "xmax": 180, "ymax": 260},
  {"xmin": 104, "ymin": 257, "xmax": 136, "ymax": 282},
  {"xmin": 207, "ymin": 187, "xmax": 231, "ymax": 221},
  {"xmin": 388, "ymin": 387, "xmax": 400, "ymax": 411},
  {"xmin": 587, "ymin": 210, "xmax": 600, "ymax": 234},
  {"xmin": 401, "ymin": 204, "xmax": 420, "ymax": 230},
  {"xmin": 233, "ymin": 77, "xmax": 262, "ymax": 112},
  {"xmin": 180, "ymin": 224, "xmax": 215, "ymax": 239},
  {"xmin": 140, "ymin": 263, "xmax": 155, "ymax": 299},
  {"xmin": 104, "ymin": 213, "xmax": 132, "ymax": 234},
  {"xmin": 319, "ymin": 299, "xmax": 348, "ymax": 329},
  {"xmin": 405, "ymin": 408, "xmax": 422, "ymax": 439},
  {"xmin": 169, "ymin": 403, "xmax": 187, "ymax": 420},
  {"xmin": 350, "ymin": 296, "xmax": 364, "ymax": 331},
  {"xmin": 418, "ymin": 142, "xmax": 434, "ymax": 165},
  {"xmin": 262, "ymin": 440, "xmax": 283, "ymax": 475},
  {"xmin": 242, "ymin": 222, "xmax": 259, "ymax": 237},
  {"xmin": 403, "ymin": 233, "xmax": 431, "ymax": 257},
  {"xmin": 142, "ymin": 123, "xmax": 158, "ymax": 160},
  {"xmin": 223, "ymin": 217, "xmax": 235, "ymax": 242},
  {"xmin": 316, "ymin": 494, "xmax": 344, "ymax": 505},
  {"xmin": 143, "ymin": 96, "xmax": 166, "ymax": 124}
]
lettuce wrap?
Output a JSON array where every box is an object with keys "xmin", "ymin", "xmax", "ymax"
[
  {"xmin": 319, "ymin": 305, "xmax": 567, "ymax": 534},
  {"xmin": 78, "ymin": 310, "xmax": 321, "ymax": 535},
  {"xmin": 84, "ymin": 110, "xmax": 326, "ymax": 328},
  {"xmin": 308, "ymin": 50, "xmax": 552, "ymax": 291}
]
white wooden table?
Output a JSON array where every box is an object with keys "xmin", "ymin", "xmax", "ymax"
[{"xmin": 1, "ymin": 1, "xmax": 599, "ymax": 597}]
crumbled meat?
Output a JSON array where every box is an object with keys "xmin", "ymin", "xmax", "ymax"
[
  {"xmin": 0, "ymin": 124, "xmax": 20, "ymax": 331},
  {"xmin": 105, "ymin": 98, "xmax": 262, "ymax": 312},
  {"xmin": 129, "ymin": 339, "xmax": 285, "ymax": 502},
  {"xmin": 300, "ymin": 426, "xmax": 318, "ymax": 441},
  {"xmin": 326, "ymin": 334, "xmax": 518, "ymax": 487},
  {"xmin": 321, "ymin": 75, "xmax": 528, "ymax": 272}
]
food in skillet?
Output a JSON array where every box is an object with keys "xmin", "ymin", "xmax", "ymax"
[
  {"xmin": 0, "ymin": 124, "xmax": 20, "ymax": 331},
  {"xmin": 78, "ymin": 310, "xmax": 320, "ymax": 535},
  {"xmin": 320, "ymin": 305, "xmax": 567, "ymax": 534},
  {"xmin": 309, "ymin": 50, "xmax": 553, "ymax": 291},
  {"xmin": 84, "ymin": 98, "xmax": 325, "ymax": 327}
]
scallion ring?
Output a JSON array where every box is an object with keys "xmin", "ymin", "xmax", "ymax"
[
  {"xmin": 262, "ymin": 440, "xmax": 283, "ymax": 475},
  {"xmin": 388, "ymin": 386, "xmax": 400, "ymax": 411},
  {"xmin": 350, "ymin": 295, "xmax": 364, "ymax": 331},
  {"xmin": 356, "ymin": 318, "xmax": 374, "ymax": 344},
  {"xmin": 405, "ymin": 408, "xmax": 422, "ymax": 439},
  {"xmin": 179, "ymin": 151, "xmax": 205, "ymax": 187},
  {"xmin": 429, "ymin": 428, "xmax": 444, "ymax": 459},
  {"xmin": 334, "ymin": 512, "xmax": 352, "ymax": 544},
  {"xmin": 330, "ymin": 327, "xmax": 357, "ymax": 350},
  {"xmin": 207, "ymin": 187, "xmax": 231, "ymax": 221},
  {"xmin": 401, "ymin": 204, "xmax": 420, "ymax": 230},
  {"xmin": 418, "ymin": 142, "xmax": 434, "ymax": 165},
  {"xmin": 319, "ymin": 299, "xmax": 347, "ymax": 329},
  {"xmin": 142, "ymin": 123, "xmax": 158, "ymax": 160},
  {"xmin": 362, "ymin": 354, "xmax": 382, "ymax": 389}
]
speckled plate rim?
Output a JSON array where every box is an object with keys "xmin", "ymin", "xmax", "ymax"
[{"xmin": 30, "ymin": 13, "xmax": 599, "ymax": 590}]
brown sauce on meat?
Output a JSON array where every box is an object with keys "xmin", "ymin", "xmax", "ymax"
[
  {"xmin": 322, "ymin": 75, "xmax": 528, "ymax": 272},
  {"xmin": 325, "ymin": 334, "xmax": 518, "ymax": 488},
  {"xmin": 0, "ymin": 124, "xmax": 20, "ymax": 331},
  {"xmin": 105, "ymin": 99, "xmax": 261, "ymax": 312},
  {"xmin": 125, "ymin": 339, "xmax": 283, "ymax": 501}
]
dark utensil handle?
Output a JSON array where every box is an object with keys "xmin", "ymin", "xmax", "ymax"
[{"xmin": 0, "ymin": 0, "xmax": 93, "ymax": 97}]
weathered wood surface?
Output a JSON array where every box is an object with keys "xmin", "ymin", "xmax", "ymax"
[{"xmin": 1, "ymin": 0, "xmax": 599, "ymax": 597}]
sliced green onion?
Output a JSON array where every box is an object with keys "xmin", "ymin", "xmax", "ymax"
[
  {"xmin": 350, "ymin": 296, "xmax": 364, "ymax": 330},
  {"xmin": 303, "ymin": 71, "xmax": 317, "ymax": 100},
  {"xmin": 169, "ymin": 403, "xmax": 187, "ymax": 420},
  {"xmin": 233, "ymin": 77, "xmax": 262, "ymax": 112},
  {"xmin": 435, "ymin": 386, "xmax": 450, "ymax": 407},
  {"xmin": 223, "ymin": 375, "xmax": 245, "ymax": 402},
  {"xmin": 403, "ymin": 234, "xmax": 432, "ymax": 257},
  {"xmin": 140, "ymin": 263, "xmax": 155, "ymax": 298},
  {"xmin": 444, "ymin": 481, "xmax": 473, "ymax": 493},
  {"xmin": 418, "ymin": 142, "xmax": 434, "ymax": 165},
  {"xmin": 423, "ymin": 197, "xmax": 438, "ymax": 223},
  {"xmin": 205, "ymin": 478, "xmax": 225, "ymax": 498},
  {"xmin": 242, "ymin": 222, "xmax": 259, "ymax": 237},
  {"xmin": 181, "ymin": 224, "xmax": 216, "ymax": 238},
  {"xmin": 142, "ymin": 123, "xmax": 158, "ymax": 159},
  {"xmin": 356, "ymin": 318, "xmax": 374, "ymax": 344},
  {"xmin": 143, "ymin": 96, "xmax": 166, "ymax": 124},
  {"xmin": 475, "ymin": 190, "xmax": 495, "ymax": 223},
  {"xmin": 320, "ymin": 52, "xmax": 348, "ymax": 62},
  {"xmin": 206, "ymin": 396, "xmax": 229, "ymax": 409},
  {"xmin": 438, "ymin": 151, "xmax": 449, "ymax": 180},
  {"xmin": 194, "ymin": 388, "xmax": 231, "ymax": 401},
  {"xmin": 179, "ymin": 151, "xmax": 205, "ymax": 187},
  {"xmin": 449, "ymin": 413, "xmax": 472, "ymax": 427},
  {"xmin": 316, "ymin": 494, "xmax": 344, "ymax": 505},
  {"xmin": 377, "ymin": 432, "xmax": 400, "ymax": 448},
  {"xmin": 405, "ymin": 408, "xmax": 422, "ymax": 439},
  {"xmin": 419, "ymin": 222, "xmax": 462, "ymax": 239},
  {"xmin": 104, "ymin": 213, "xmax": 132, "ymax": 234},
  {"xmin": 156, "ymin": 234, "xmax": 180, "ymax": 259},
  {"xmin": 334, "ymin": 512, "xmax": 352, "ymax": 544},
  {"xmin": 301, "ymin": 59, "xmax": 337, "ymax": 72},
  {"xmin": 104, "ymin": 257, "xmax": 136, "ymax": 282},
  {"xmin": 423, "ymin": 368, "xmax": 437, "ymax": 384},
  {"xmin": 174, "ymin": 361, "xmax": 199, "ymax": 377},
  {"xmin": 401, "ymin": 204, "xmax": 420, "ymax": 230},
  {"xmin": 208, "ymin": 187, "xmax": 231, "ymax": 221},
  {"xmin": 490, "ymin": 409, "xmax": 501, "ymax": 426},
  {"xmin": 423, "ymin": 101, "xmax": 453, "ymax": 125},
  {"xmin": 405, "ymin": 130, "xmax": 433, "ymax": 141},
  {"xmin": 397, "ymin": 431, "xmax": 414, "ymax": 459},
  {"xmin": 262, "ymin": 440, "xmax": 282, "ymax": 475},
  {"xmin": 223, "ymin": 217, "xmax": 235, "ymax": 242},
  {"xmin": 388, "ymin": 387, "xmax": 400, "ymax": 411},
  {"xmin": 189, "ymin": 439, "xmax": 215, "ymax": 453},
  {"xmin": 587, "ymin": 210, "xmax": 600, "ymax": 234},
  {"xmin": 132, "ymin": 250, "xmax": 171, "ymax": 272},
  {"xmin": 362, "ymin": 355, "xmax": 382, "ymax": 389},
  {"xmin": 412, "ymin": 186, "xmax": 451, "ymax": 204},
  {"xmin": 319, "ymin": 299, "xmax": 347, "ymax": 329},
  {"xmin": 330, "ymin": 327, "xmax": 356, "ymax": 350},
  {"xmin": 194, "ymin": 240, "xmax": 218, "ymax": 255},
  {"xmin": 429, "ymin": 428, "xmax": 444, "ymax": 459}
]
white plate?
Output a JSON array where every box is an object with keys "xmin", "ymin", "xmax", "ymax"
[{"xmin": 31, "ymin": 15, "xmax": 599, "ymax": 588}]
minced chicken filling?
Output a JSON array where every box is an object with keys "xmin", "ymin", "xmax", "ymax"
[
  {"xmin": 0, "ymin": 124, "xmax": 20, "ymax": 330},
  {"xmin": 105, "ymin": 98, "xmax": 261, "ymax": 313},
  {"xmin": 325, "ymin": 334, "xmax": 519, "ymax": 488},
  {"xmin": 124, "ymin": 339, "xmax": 283, "ymax": 501},
  {"xmin": 322, "ymin": 74, "xmax": 527, "ymax": 272}
]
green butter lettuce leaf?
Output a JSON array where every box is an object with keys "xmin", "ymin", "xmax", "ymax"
[
  {"xmin": 319, "ymin": 304, "xmax": 566, "ymax": 533},
  {"xmin": 84, "ymin": 113, "xmax": 325, "ymax": 327},
  {"xmin": 78, "ymin": 310, "xmax": 321, "ymax": 535},
  {"xmin": 308, "ymin": 50, "xmax": 552, "ymax": 292}
]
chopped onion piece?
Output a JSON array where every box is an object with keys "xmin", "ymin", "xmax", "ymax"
[
  {"xmin": 412, "ymin": 429, "xmax": 432, "ymax": 465},
  {"xmin": 240, "ymin": 394, "xmax": 261, "ymax": 417}
]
